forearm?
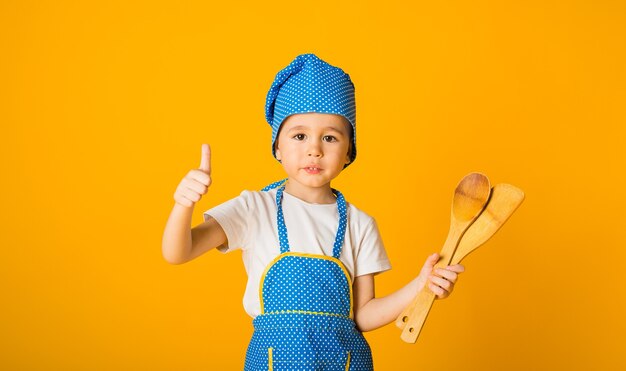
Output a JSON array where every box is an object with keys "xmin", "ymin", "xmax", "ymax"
[
  {"xmin": 355, "ymin": 276, "xmax": 422, "ymax": 332},
  {"xmin": 162, "ymin": 203, "xmax": 194, "ymax": 264}
]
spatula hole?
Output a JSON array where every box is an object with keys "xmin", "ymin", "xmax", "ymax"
[
  {"xmin": 402, "ymin": 316, "xmax": 408, "ymax": 323},
  {"xmin": 408, "ymin": 327, "xmax": 414, "ymax": 333}
]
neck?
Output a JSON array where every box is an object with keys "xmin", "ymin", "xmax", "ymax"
[{"xmin": 283, "ymin": 180, "xmax": 336, "ymax": 204}]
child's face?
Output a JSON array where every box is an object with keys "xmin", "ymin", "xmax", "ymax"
[{"xmin": 275, "ymin": 113, "xmax": 352, "ymax": 191}]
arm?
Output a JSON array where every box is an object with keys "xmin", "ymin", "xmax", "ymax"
[
  {"xmin": 162, "ymin": 204, "xmax": 226, "ymax": 264},
  {"xmin": 161, "ymin": 144, "xmax": 227, "ymax": 265},
  {"xmin": 352, "ymin": 253, "xmax": 465, "ymax": 332}
]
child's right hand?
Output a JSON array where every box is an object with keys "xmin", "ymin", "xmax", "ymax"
[{"xmin": 173, "ymin": 143, "xmax": 212, "ymax": 208}]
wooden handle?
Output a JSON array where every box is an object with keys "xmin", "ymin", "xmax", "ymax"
[
  {"xmin": 396, "ymin": 285, "xmax": 422, "ymax": 328},
  {"xmin": 396, "ymin": 225, "xmax": 464, "ymax": 330},
  {"xmin": 399, "ymin": 286, "xmax": 437, "ymax": 343}
]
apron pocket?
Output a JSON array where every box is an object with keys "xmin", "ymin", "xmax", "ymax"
[{"xmin": 269, "ymin": 347, "xmax": 351, "ymax": 370}]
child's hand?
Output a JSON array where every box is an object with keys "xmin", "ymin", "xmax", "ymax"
[
  {"xmin": 417, "ymin": 253, "xmax": 465, "ymax": 299},
  {"xmin": 173, "ymin": 144, "xmax": 212, "ymax": 208}
]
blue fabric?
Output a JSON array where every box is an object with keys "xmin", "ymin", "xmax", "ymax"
[
  {"xmin": 261, "ymin": 254, "xmax": 351, "ymax": 316},
  {"xmin": 243, "ymin": 182, "xmax": 373, "ymax": 370},
  {"xmin": 246, "ymin": 311, "xmax": 373, "ymax": 370},
  {"xmin": 261, "ymin": 178, "xmax": 288, "ymax": 192},
  {"xmin": 265, "ymin": 53, "xmax": 357, "ymax": 166}
]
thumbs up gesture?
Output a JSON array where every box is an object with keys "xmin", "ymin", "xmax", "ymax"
[{"xmin": 174, "ymin": 144, "xmax": 213, "ymax": 208}]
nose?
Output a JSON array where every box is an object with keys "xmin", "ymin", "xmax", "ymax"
[{"xmin": 307, "ymin": 140, "xmax": 322, "ymax": 158}]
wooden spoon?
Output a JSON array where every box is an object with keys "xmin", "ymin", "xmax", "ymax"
[
  {"xmin": 450, "ymin": 183, "xmax": 525, "ymax": 265},
  {"xmin": 397, "ymin": 172, "xmax": 491, "ymax": 343}
]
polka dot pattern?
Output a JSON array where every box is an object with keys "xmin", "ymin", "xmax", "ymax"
[
  {"xmin": 243, "ymin": 181, "xmax": 374, "ymax": 370},
  {"xmin": 245, "ymin": 313, "xmax": 373, "ymax": 370},
  {"xmin": 265, "ymin": 53, "xmax": 357, "ymax": 167},
  {"xmin": 262, "ymin": 255, "xmax": 351, "ymax": 316},
  {"xmin": 261, "ymin": 178, "xmax": 288, "ymax": 192}
]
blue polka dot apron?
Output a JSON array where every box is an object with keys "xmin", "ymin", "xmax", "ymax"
[{"xmin": 244, "ymin": 182, "xmax": 373, "ymax": 370}]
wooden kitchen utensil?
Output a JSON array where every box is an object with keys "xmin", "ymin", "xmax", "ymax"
[
  {"xmin": 396, "ymin": 173, "xmax": 491, "ymax": 343},
  {"xmin": 450, "ymin": 183, "xmax": 525, "ymax": 265},
  {"xmin": 396, "ymin": 182, "xmax": 525, "ymax": 343}
]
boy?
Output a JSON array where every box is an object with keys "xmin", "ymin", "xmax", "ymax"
[{"xmin": 162, "ymin": 53, "xmax": 464, "ymax": 369}]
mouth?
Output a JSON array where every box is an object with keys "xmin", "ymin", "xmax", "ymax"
[{"xmin": 303, "ymin": 166, "xmax": 322, "ymax": 174}]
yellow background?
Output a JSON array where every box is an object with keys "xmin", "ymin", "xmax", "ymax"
[{"xmin": 2, "ymin": 0, "xmax": 624, "ymax": 370}]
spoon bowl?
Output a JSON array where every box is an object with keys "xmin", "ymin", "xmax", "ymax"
[{"xmin": 451, "ymin": 183, "xmax": 525, "ymax": 265}]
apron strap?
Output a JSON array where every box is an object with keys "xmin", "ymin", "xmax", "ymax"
[
  {"xmin": 275, "ymin": 186, "xmax": 290, "ymax": 254},
  {"xmin": 333, "ymin": 189, "xmax": 347, "ymax": 259},
  {"xmin": 262, "ymin": 179, "xmax": 347, "ymax": 259},
  {"xmin": 261, "ymin": 178, "xmax": 288, "ymax": 191}
]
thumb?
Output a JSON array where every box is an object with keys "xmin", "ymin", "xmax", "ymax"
[
  {"xmin": 421, "ymin": 253, "xmax": 440, "ymax": 272},
  {"xmin": 199, "ymin": 144, "xmax": 211, "ymax": 174},
  {"xmin": 417, "ymin": 253, "xmax": 440, "ymax": 291}
]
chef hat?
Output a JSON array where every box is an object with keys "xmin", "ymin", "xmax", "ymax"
[{"xmin": 265, "ymin": 53, "xmax": 357, "ymax": 167}]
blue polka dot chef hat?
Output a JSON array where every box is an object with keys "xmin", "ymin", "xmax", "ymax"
[{"xmin": 265, "ymin": 53, "xmax": 357, "ymax": 167}]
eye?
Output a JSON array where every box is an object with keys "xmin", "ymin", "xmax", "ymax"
[
  {"xmin": 292, "ymin": 134, "xmax": 306, "ymax": 141},
  {"xmin": 322, "ymin": 135, "xmax": 338, "ymax": 142}
]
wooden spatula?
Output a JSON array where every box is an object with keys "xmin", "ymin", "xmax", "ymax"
[
  {"xmin": 396, "ymin": 173, "xmax": 491, "ymax": 343},
  {"xmin": 450, "ymin": 183, "xmax": 525, "ymax": 265},
  {"xmin": 397, "ymin": 182, "xmax": 525, "ymax": 343}
]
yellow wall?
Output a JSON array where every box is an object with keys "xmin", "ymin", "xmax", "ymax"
[{"xmin": 2, "ymin": 1, "xmax": 624, "ymax": 370}]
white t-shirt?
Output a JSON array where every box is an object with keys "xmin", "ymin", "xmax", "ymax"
[{"xmin": 203, "ymin": 188, "xmax": 392, "ymax": 318}]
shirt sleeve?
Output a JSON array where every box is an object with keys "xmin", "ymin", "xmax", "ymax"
[
  {"xmin": 354, "ymin": 217, "xmax": 392, "ymax": 277},
  {"xmin": 202, "ymin": 190, "xmax": 252, "ymax": 254}
]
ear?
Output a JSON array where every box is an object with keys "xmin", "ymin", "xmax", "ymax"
[
  {"xmin": 275, "ymin": 148, "xmax": 282, "ymax": 161},
  {"xmin": 345, "ymin": 143, "xmax": 352, "ymax": 164}
]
